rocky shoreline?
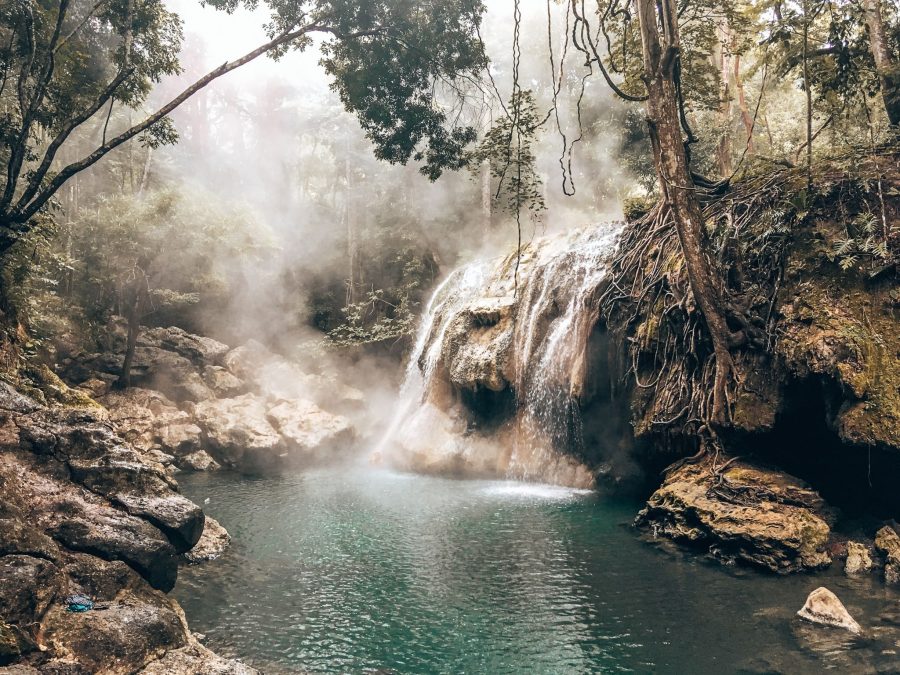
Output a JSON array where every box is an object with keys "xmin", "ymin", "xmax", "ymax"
[
  {"xmin": 1, "ymin": 323, "xmax": 369, "ymax": 673},
  {"xmin": 0, "ymin": 383, "xmax": 254, "ymax": 673}
]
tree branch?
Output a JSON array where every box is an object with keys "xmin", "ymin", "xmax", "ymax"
[
  {"xmin": 3, "ymin": 0, "xmax": 69, "ymax": 210},
  {"xmin": 55, "ymin": 0, "xmax": 107, "ymax": 53},
  {"xmin": 13, "ymin": 21, "xmax": 329, "ymax": 225},
  {"xmin": 13, "ymin": 67, "xmax": 134, "ymax": 214}
]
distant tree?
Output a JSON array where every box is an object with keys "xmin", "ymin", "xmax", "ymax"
[
  {"xmin": 0, "ymin": 0, "xmax": 487, "ymax": 258},
  {"xmin": 57, "ymin": 188, "xmax": 266, "ymax": 385}
]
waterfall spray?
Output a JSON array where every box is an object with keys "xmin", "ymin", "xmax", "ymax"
[{"xmin": 376, "ymin": 224, "xmax": 621, "ymax": 487}]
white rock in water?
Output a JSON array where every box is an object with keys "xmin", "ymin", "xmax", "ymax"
[{"xmin": 797, "ymin": 587, "xmax": 861, "ymax": 634}]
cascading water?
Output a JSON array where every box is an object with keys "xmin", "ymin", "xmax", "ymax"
[{"xmin": 376, "ymin": 224, "xmax": 622, "ymax": 487}]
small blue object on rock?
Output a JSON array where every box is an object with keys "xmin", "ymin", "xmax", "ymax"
[{"xmin": 65, "ymin": 594, "xmax": 94, "ymax": 612}]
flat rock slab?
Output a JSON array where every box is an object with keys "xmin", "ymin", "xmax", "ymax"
[{"xmin": 636, "ymin": 455, "xmax": 833, "ymax": 573}]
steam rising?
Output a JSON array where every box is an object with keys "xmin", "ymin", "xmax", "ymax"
[{"xmin": 136, "ymin": 0, "xmax": 634, "ymax": 443}]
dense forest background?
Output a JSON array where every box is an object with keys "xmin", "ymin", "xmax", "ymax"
[{"xmin": 0, "ymin": 0, "xmax": 898, "ymax": 385}]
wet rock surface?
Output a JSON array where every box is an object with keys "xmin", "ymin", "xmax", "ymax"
[
  {"xmin": 845, "ymin": 541, "xmax": 874, "ymax": 576},
  {"xmin": 796, "ymin": 587, "xmax": 862, "ymax": 633},
  {"xmin": 380, "ymin": 227, "xmax": 620, "ymax": 488},
  {"xmin": 875, "ymin": 526, "xmax": 900, "ymax": 584},
  {"xmin": 183, "ymin": 516, "xmax": 231, "ymax": 564},
  {"xmin": 636, "ymin": 456, "xmax": 833, "ymax": 573},
  {"xmin": 0, "ymin": 388, "xmax": 253, "ymax": 672}
]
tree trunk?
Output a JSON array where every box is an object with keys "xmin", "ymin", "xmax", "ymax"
[
  {"xmin": 863, "ymin": 0, "xmax": 900, "ymax": 126},
  {"xmin": 715, "ymin": 22, "xmax": 733, "ymax": 177},
  {"xmin": 636, "ymin": 0, "xmax": 736, "ymax": 424},
  {"xmin": 117, "ymin": 310, "xmax": 140, "ymax": 390},
  {"xmin": 733, "ymin": 55, "xmax": 755, "ymax": 155},
  {"xmin": 138, "ymin": 146, "xmax": 152, "ymax": 196},
  {"xmin": 116, "ymin": 267, "xmax": 149, "ymax": 389}
]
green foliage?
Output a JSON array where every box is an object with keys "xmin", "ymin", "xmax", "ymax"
[
  {"xmin": 325, "ymin": 289, "xmax": 416, "ymax": 347},
  {"xmin": 469, "ymin": 90, "xmax": 546, "ymax": 215},
  {"xmin": 0, "ymin": 0, "xmax": 489, "ymax": 254},
  {"xmin": 319, "ymin": 0, "xmax": 487, "ymax": 180},
  {"xmin": 323, "ymin": 211, "xmax": 439, "ymax": 348},
  {"xmin": 33, "ymin": 188, "xmax": 272, "ymax": 346},
  {"xmin": 830, "ymin": 209, "xmax": 894, "ymax": 271}
]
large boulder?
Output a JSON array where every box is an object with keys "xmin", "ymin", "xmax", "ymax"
[
  {"xmin": 130, "ymin": 347, "xmax": 215, "ymax": 403},
  {"xmin": 266, "ymin": 398, "xmax": 354, "ymax": 463},
  {"xmin": 222, "ymin": 340, "xmax": 274, "ymax": 382},
  {"xmin": 193, "ymin": 394, "xmax": 285, "ymax": 471},
  {"xmin": 139, "ymin": 326, "xmax": 230, "ymax": 368},
  {"xmin": 202, "ymin": 365, "xmax": 247, "ymax": 398},
  {"xmin": 636, "ymin": 455, "xmax": 833, "ymax": 573}
]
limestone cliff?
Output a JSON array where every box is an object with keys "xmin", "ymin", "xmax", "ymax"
[{"xmin": 386, "ymin": 147, "xmax": 900, "ymax": 573}]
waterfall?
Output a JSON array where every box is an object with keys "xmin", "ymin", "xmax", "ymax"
[{"xmin": 375, "ymin": 224, "xmax": 622, "ymax": 487}]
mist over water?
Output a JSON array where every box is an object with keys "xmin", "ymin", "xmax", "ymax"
[
  {"xmin": 175, "ymin": 465, "xmax": 894, "ymax": 674},
  {"xmin": 146, "ymin": 0, "xmax": 629, "ymax": 354}
]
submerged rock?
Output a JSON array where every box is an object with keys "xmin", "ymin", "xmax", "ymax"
[
  {"xmin": 636, "ymin": 456, "xmax": 833, "ymax": 573},
  {"xmin": 844, "ymin": 541, "xmax": 874, "ymax": 576},
  {"xmin": 796, "ymin": 587, "xmax": 862, "ymax": 634},
  {"xmin": 875, "ymin": 526, "xmax": 900, "ymax": 584}
]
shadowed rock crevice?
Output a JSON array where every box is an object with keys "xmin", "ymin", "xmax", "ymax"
[{"xmin": 0, "ymin": 385, "xmax": 255, "ymax": 673}]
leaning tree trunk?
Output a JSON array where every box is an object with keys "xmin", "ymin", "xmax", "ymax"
[
  {"xmin": 863, "ymin": 0, "xmax": 900, "ymax": 126},
  {"xmin": 636, "ymin": 0, "xmax": 736, "ymax": 424}
]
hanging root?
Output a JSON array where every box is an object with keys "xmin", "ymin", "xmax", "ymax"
[{"xmin": 599, "ymin": 167, "xmax": 797, "ymax": 437}]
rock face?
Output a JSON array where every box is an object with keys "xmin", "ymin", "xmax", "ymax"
[
  {"xmin": 59, "ymin": 323, "xmax": 362, "ymax": 474},
  {"xmin": 875, "ymin": 526, "xmax": 900, "ymax": 584},
  {"xmin": 0, "ymin": 389, "xmax": 253, "ymax": 672},
  {"xmin": 636, "ymin": 456, "xmax": 833, "ymax": 573},
  {"xmin": 101, "ymin": 388, "xmax": 205, "ymax": 473},
  {"xmin": 194, "ymin": 394, "xmax": 285, "ymax": 471},
  {"xmin": 797, "ymin": 587, "xmax": 862, "ymax": 634}
]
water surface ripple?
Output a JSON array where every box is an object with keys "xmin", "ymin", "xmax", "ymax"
[{"xmin": 175, "ymin": 466, "xmax": 900, "ymax": 674}]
